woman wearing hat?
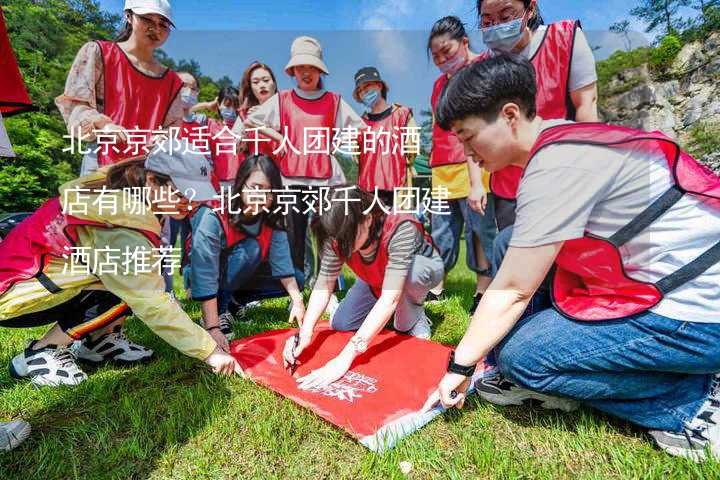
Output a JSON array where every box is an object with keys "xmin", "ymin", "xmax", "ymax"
[
  {"xmin": 0, "ymin": 144, "xmax": 243, "ymax": 390},
  {"xmin": 352, "ymin": 66, "xmax": 418, "ymax": 207},
  {"xmin": 56, "ymin": 0, "xmax": 184, "ymax": 175},
  {"xmin": 237, "ymin": 36, "xmax": 367, "ymax": 287}
]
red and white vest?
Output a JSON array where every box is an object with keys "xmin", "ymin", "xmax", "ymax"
[
  {"xmin": 430, "ymin": 56, "xmax": 484, "ymax": 168},
  {"xmin": 489, "ymin": 20, "xmax": 580, "ymax": 229},
  {"xmin": 340, "ymin": 213, "xmax": 435, "ymax": 298},
  {"xmin": 358, "ymin": 106, "xmax": 413, "ymax": 192},
  {"xmin": 528, "ymin": 123, "xmax": 720, "ymax": 321},
  {"xmin": 278, "ymin": 90, "xmax": 340, "ymax": 179},
  {"xmin": 0, "ymin": 197, "xmax": 161, "ymax": 297},
  {"xmin": 96, "ymin": 41, "xmax": 183, "ymax": 166}
]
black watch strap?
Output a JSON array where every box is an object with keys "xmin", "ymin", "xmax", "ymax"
[{"xmin": 447, "ymin": 351, "xmax": 476, "ymax": 377}]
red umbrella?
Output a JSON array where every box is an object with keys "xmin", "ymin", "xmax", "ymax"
[{"xmin": 0, "ymin": 7, "xmax": 35, "ymax": 116}]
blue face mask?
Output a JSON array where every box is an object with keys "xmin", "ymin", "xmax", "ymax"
[
  {"xmin": 482, "ymin": 15, "xmax": 526, "ymax": 53},
  {"xmin": 361, "ymin": 89, "xmax": 381, "ymax": 110},
  {"xmin": 219, "ymin": 106, "xmax": 237, "ymax": 123}
]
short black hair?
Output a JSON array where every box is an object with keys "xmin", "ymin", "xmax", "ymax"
[
  {"xmin": 435, "ymin": 53, "xmax": 537, "ymax": 130},
  {"xmin": 426, "ymin": 16, "xmax": 468, "ymax": 58}
]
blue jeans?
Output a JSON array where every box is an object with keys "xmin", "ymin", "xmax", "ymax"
[
  {"xmin": 496, "ymin": 308, "xmax": 720, "ymax": 432},
  {"xmin": 431, "ymin": 196, "xmax": 496, "ymax": 275}
]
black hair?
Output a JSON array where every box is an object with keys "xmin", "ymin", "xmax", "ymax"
[
  {"xmin": 426, "ymin": 16, "xmax": 468, "ymax": 58},
  {"xmin": 476, "ymin": 0, "xmax": 544, "ymax": 31},
  {"xmin": 436, "ymin": 53, "xmax": 537, "ymax": 130},
  {"xmin": 115, "ymin": 9, "xmax": 133, "ymax": 42},
  {"xmin": 312, "ymin": 186, "xmax": 386, "ymax": 261},
  {"xmin": 229, "ymin": 154, "xmax": 285, "ymax": 231},
  {"xmin": 217, "ymin": 86, "xmax": 240, "ymax": 111}
]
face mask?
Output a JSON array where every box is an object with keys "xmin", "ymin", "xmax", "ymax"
[
  {"xmin": 219, "ymin": 106, "xmax": 237, "ymax": 123},
  {"xmin": 482, "ymin": 14, "xmax": 527, "ymax": 53},
  {"xmin": 180, "ymin": 88, "xmax": 198, "ymax": 108},
  {"xmin": 438, "ymin": 50, "xmax": 467, "ymax": 76},
  {"xmin": 361, "ymin": 89, "xmax": 381, "ymax": 110}
]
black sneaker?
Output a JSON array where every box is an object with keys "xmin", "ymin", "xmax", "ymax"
[
  {"xmin": 10, "ymin": 341, "xmax": 87, "ymax": 387},
  {"xmin": 470, "ymin": 293, "xmax": 483, "ymax": 315},
  {"xmin": 650, "ymin": 374, "xmax": 720, "ymax": 461},
  {"xmin": 475, "ymin": 373, "xmax": 579, "ymax": 412}
]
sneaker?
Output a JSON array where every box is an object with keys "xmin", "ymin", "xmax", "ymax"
[
  {"xmin": 217, "ymin": 312, "xmax": 235, "ymax": 341},
  {"xmin": 0, "ymin": 420, "xmax": 30, "ymax": 451},
  {"xmin": 650, "ymin": 374, "xmax": 720, "ymax": 461},
  {"xmin": 407, "ymin": 313, "xmax": 432, "ymax": 340},
  {"xmin": 475, "ymin": 373, "xmax": 579, "ymax": 412},
  {"xmin": 470, "ymin": 293, "xmax": 483, "ymax": 315},
  {"xmin": 10, "ymin": 342, "xmax": 87, "ymax": 387},
  {"xmin": 71, "ymin": 326, "xmax": 153, "ymax": 364}
]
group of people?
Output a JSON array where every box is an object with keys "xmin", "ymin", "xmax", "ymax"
[{"xmin": 1, "ymin": 0, "xmax": 718, "ymax": 464}]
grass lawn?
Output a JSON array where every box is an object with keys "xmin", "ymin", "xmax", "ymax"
[{"xmin": 1, "ymin": 245, "xmax": 719, "ymax": 479}]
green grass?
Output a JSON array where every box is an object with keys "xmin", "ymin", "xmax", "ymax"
[{"xmin": 2, "ymin": 246, "xmax": 719, "ymax": 479}]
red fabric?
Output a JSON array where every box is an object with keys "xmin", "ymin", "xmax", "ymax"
[
  {"xmin": 0, "ymin": 9, "xmax": 34, "ymax": 116},
  {"xmin": 230, "ymin": 325, "xmax": 451, "ymax": 440},
  {"xmin": 278, "ymin": 90, "xmax": 339, "ymax": 179},
  {"xmin": 358, "ymin": 106, "xmax": 412, "ymax": 192},
  {"xmin": 0, "ymin": 197, "xmax": 161, "ymax": 296},
  {"xmin": 96, "ymin": 40, "xmax": 183, "ymax": 166},
  {"xmin": 342, "ymin": 214, "xmax": 432, "ymax": 298},
  {"xmin": 490, "ymin": 20, "xmax": 578, "ymax": 200},
  {"xmin": 538, "ymin": 123, "xmax": 720, "ymax": 321},
  {"xmin": 207, "ymin": 118, "xmax": 241, "ymax": 182},
  {"xmin": 429, "ymin": 56, "xmax": 485, "ymax": 168}
]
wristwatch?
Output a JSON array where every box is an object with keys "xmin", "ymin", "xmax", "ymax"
[
  {"xmin": 447, "ymin": 351, "xmax": 476, "ymax": 377},
  {"xmin": 349, "ymin": 335, "xmax": 368, "ymax": 354}
]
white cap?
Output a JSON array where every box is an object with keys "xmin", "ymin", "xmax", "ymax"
[{"xmin": 124, "ymin": 0, "xmax": 174, "ymax": 27}]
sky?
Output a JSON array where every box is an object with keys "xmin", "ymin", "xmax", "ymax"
[{"xmin": 95, "ymin": 0, "xmax": 669, "ymax": 115}]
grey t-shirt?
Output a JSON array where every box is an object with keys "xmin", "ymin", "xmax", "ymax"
[{"xmin": 511, "ymin": 120, "xmax": 720, "ymax": 323}]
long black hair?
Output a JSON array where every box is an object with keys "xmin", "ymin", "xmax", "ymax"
[
  {"xmin": 115, "ymin": 10, "xmax": 133, "ymax": 42},
  {"xmin": 229, "ymin": 154, "xmax": 285, "ymax": 231},
  {"xmin": 312, "ymin": 186, "xmax": 386, "ymax": 261},
  {"xmin": 426, "ymin": 16, "xmax": 469, "ymax": 59},
  {"xmin": 476, "ymin": 0, "xmax": 544, "ymax": 31}
]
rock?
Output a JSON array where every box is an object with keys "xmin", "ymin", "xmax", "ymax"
[{"xmin": 700, "ymin": 151, "xmax": 720, "ymax": 175}]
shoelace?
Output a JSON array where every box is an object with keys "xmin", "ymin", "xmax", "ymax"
[{"xmin": 52, "ymin": 347, "xmax": 79, "ymax": 370}]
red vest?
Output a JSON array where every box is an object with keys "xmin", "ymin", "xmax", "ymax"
[
  {"xmin": 341, "ymin": 214, "xmax": 434, "ymax": 298},
  {"xmin": 96, "ymin": 40, "xmax": 183, "ymax": 166},
  {"xmin": 188, "ymin": 203, "xmax": 274, "ymax": 261},
  {"xmin": 430, "ymin": 56, "xmax": 484, "ymax": 168},
  {"xmin": 358, "ymin": 106, "xmax": 412, "ymax": 192},
  {"xmin": 0, "ymin": 197, "xmax": 161, "ymax": 297},
  {"xmin": 207, "ymin": 118, "xmax": 241, "ymax": 182},
  {"xmin": 490, "ymin": 20, "xmax": 580, "ymax": 205},
  {"xmin": 278, "ymin": 90, "xmax": 340, "ymax": 179},
  {"xmin": 527, "ymin": 123, "xmax": 720, "ymax": 321},
  {"xmin": 238, "ymin": 109, "xmax": 279, "ymax": 167}
]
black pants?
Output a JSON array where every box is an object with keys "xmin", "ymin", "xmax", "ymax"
[{"xmin": 0, "ymin": 291, "xmax": 129, "ymax": 340}]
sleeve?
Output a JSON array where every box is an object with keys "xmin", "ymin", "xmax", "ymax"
[
  {"xmin": 510, "ymin": 144, "xmax": 620, "ymax": 248},
  {"xmin": 87, "ymin": 228, "xmax": 216, "ymax": 361},
  {"xmin": 568, "ymin": 27, "xmax": 598, "ymax": 92},
  {"xmin": 54, "ymin": 42, "xmax": 109, "ymax": 141},
  {"xmin": 318, "ymin": 240, "xmax": 343, "ymax": 280},
  {"xmin": 188, "ymin": 209, "xmax": 224, "ymax": 301},
  {"xmin": 268, "ymin": 230, "xmax": 295, "ymax": 278},
  {"xmin": 246, "ymin": 93, "xmax": 281, "ymax": 131}
]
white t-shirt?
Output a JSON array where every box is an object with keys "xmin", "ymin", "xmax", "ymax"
[
  {"xmin": 0, "ymin": 112, "xmax": 15, "ymax": 157},
  {"xmin": 511, "ymin": 120, "xmax": 720, "ymax": 323},
  {"xmin": 517, "ymin": 24, "xmax": 598, "ymax": 92}
]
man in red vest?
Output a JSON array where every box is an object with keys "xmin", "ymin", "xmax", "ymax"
[{"xmin": 425, "ymin": 54, "xmax": 720, "ymax": 461}]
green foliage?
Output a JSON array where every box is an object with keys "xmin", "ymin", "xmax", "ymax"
[
  {"xmin": 686, "ymin": 121, "xmax": 720, "ymax": 158},
  {"xmin": 649, "ymin": 34, "xmax": 683, "ymax": 71}
]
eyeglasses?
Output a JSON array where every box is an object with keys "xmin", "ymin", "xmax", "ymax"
[
  {"xmin": 480, "ymin": 8, "xmax": 526, "ymax": 29},
  {"xmin": 133, "ymin": 13, "xmax": 172, "ymax": 33}
]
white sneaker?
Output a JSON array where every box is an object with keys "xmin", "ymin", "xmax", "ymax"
[
  {"xmin": 10, "ymin": 341, "xmax": 87, "ymax": 387},
  {"xmin": 71, "ymin": 327, "xmax": 153, "ymax": 364},
  {"xmin": 0, "ymin": 420, "xmax": 30, "ymax": 451},
  {"xmin": 217, "ymin": 312, "xmax": 235, "ymax": 341},
  {"xmin": 475, "ymin": 373, "xmax": 579, "ymax": 412},
  {"xmin": 407, "ymin": 313, "xmax": 432, "ymax": 340}
]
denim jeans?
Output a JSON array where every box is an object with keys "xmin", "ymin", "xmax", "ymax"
[
  {"xmin": 330, "ymin": 254, "xmax": 444, "ymax": 332},
  {"xmin": 496, "ymin": 308, "xmax": 720, "ymax": 432},
  {"xmin": 431, "ymin": 196, "xmax": 497, "ymax": 275}
]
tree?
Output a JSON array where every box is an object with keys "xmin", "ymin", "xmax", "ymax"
[
  {"xmin": 630, "ymin": 0, "xmax": 685, "ymax": 36},
  {"xmin": 610, "ymin": 20, "xmax": 633, "ymax": 51}
]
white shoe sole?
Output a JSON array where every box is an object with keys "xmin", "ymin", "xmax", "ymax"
[{"xmin": 479, "ymin": 389, "xmax": 579, "ymax": 412}]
